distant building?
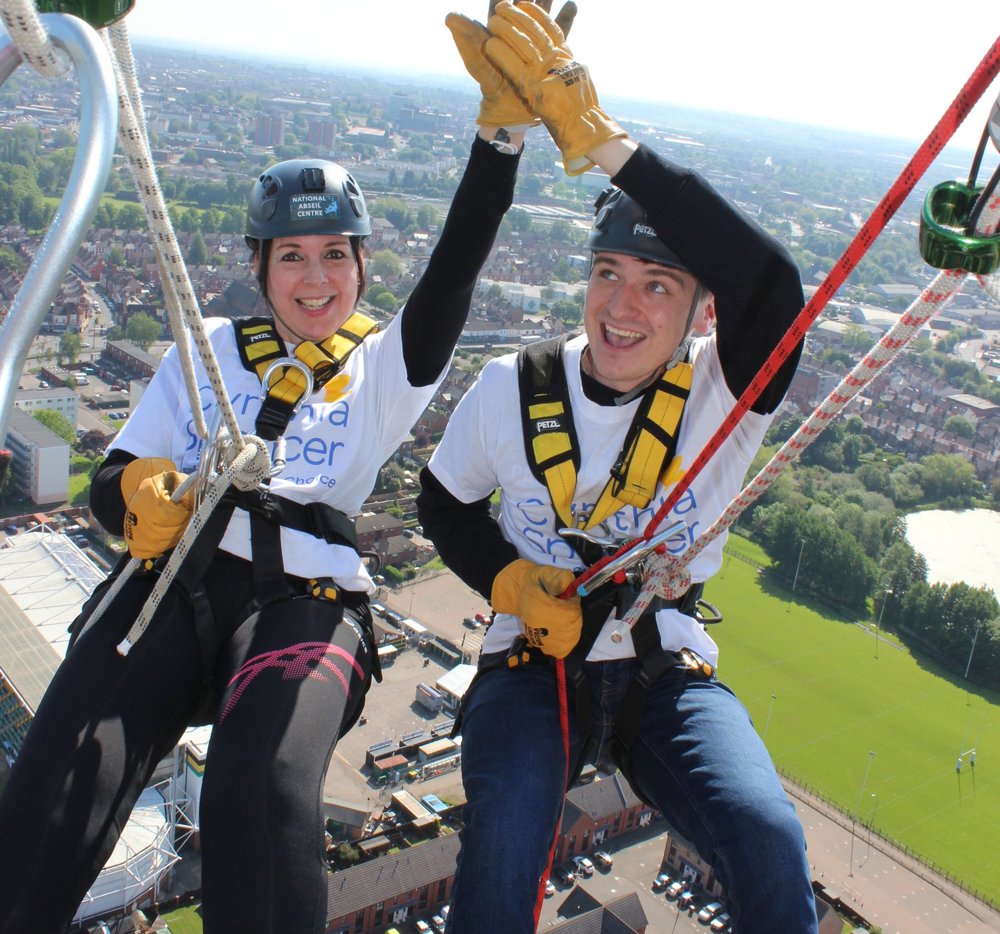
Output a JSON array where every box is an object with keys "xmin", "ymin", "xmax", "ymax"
[
  {"xmin": 14, "ymin": 386, "xmax": 78, "ymax": 426},
  {"xmin": 307, "ymin": 119, "xmax": 337, "ymax": 153},
  {"xmin": 0, "ymin": 528, "xmax": 191, "ymax": 925},
  {"xmin": 5, "ymin": 407, "xmax": 69, "ymax": 505},
  {"xmin": 254, "ymin": 113, "xmax": 285, "ymax": 147}
]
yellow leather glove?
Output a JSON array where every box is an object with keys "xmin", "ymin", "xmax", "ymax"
[
  {"xmin": 491, "ymin": 558, "xmax": 582, "ymax": 659},
  {"xmin": 120, "ymin": 457, "xmax": 194, "ymax": 559},
  {"xmin": 485, "ymin": 0, "xmax": 626, "ymax": 175},
  {"xmin": 446, "ymin": 0, "xmax": 577, "ymax": 130}
]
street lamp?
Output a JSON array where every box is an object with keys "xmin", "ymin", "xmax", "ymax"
[
  {"xmin": 791, "ymin": 539, "xmax": 806, "ymax": 592},
  {"xmin": 763, "ymin": 693, "xmax": 778, "ymax": 743},
  {"xmin": 874, "ymin": 587, "xmax": 893, "ymax": 660},
  {"xmin": 849, "ymin": 750, "xmax": 876, "ymax": 876},
  {"xmin": 963, "ymin": 619, "xmax": 983, "ymax": 679},
  {"xmin": 867, "ymin": 793, "xmax": 879, "ymax": 844}
]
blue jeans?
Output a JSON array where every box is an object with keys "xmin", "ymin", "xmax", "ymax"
[{"xmin": 448, "ymin": 658, "xmax": 818, "ymax": 934}]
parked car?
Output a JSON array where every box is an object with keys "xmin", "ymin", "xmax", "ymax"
[
  {"xmin": 697, "ymin": 901, "xmax": 724, "ymax": 923},
  {"xmin": 413, "ymin": 921, "xmax": 431, "ymax": 933},
  {"xmin": 710, "ymin": 913, "xmax": 732, "ymax": 932},
  {"xmin": 553, "ymin": 865, "xmax": 576, "ymax": 886},
  {"xmin": 592, "ymin": 850, "xmax": 613, "ymax": 871},
  {"xmin": 665, "ymin": 880, "xmax": 686, "ymax": 899},
  {"xmin": 679, "ymin": 890, "xmax": 699, "ymax": 911},
  {"xmin": 572, "ymin": 855, "xmax": 595, "ymax": 876},
  {"xmin": 651, "ymin": 870, "xmax": 672, "ymax": 892},
  {"xmin": 544, "ymin": 879, "xmax": 555, "ymax": 897},
  {"xmin": 430, "ymin": 914, "xmax": 446, "ymax": 933}
]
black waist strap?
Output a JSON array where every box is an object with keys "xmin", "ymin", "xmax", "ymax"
[{"xmin": 223, "ymin": 488, "xmax": 358, "ymax": 551}]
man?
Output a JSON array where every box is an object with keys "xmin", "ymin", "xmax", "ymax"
[{"xmin": 417, "ymin": 3, "xmax": 818, "ymax": 933}]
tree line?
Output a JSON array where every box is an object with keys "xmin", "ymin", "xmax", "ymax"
[{"xmin": 745, "ymin": 415, "xmax": 999, "ymax": 691}]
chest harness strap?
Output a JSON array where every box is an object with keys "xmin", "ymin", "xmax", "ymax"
[
  {"xmin": 518, "ymin": 336, "xmax": 692, "ymax": 546},
  {"xmin": 515, "ymin": 336, "xmax": 711, "ymax": 788},
  {"xmin": 230, "ymin": 313, "xmax": 379, "ymax": 599},
  {"xmin": 235, "ymin": 311, "xmax": 379, "ymax": 441}
]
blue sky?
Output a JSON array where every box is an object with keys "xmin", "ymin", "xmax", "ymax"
[{"xmin": 126, "ymin": 1, "xmax": 999, "ymax": 152}]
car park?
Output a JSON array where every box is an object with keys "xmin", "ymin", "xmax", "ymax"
[
  {"xmin": 592, "ymin": 850, "xmax": 613, "ymax": 870},
  {"xmin": 665, "ymin": 880, "xmax": 686, "ymax": 899},
  {"xmin": 710, "ymin": 913, "xmax": 732, "ymax": 932},
  {"xmin": 697, "ymin": 901, "xmax": 724, "ymax": 923},
  {"xmin": 651, "ymin": 870, "xmax": 672, "ymax": 892},
  {"xmin": 572, "ymin": 855, "xmax": 595, "ymax": 876}
]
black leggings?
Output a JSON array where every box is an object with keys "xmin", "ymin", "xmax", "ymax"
[{"xmin": 0, "ymin": 553, "xmax": 372, "ymax": 934}]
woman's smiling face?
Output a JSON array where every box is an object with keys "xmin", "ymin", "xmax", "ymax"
[{"xmin": 262, "ymin": 234, "xmax": 360, "ymax": 343}]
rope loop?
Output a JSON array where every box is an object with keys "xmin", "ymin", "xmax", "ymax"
[
  {"xmin": 0, "ymin": 2, "xmax": 71, "ymax": 76},
  {"xmin": 229, "ymin": 435, "xmax": 271, "ymax": 492}
]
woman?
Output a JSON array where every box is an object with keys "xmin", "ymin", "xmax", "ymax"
[{"xmin": 0, "ymin": 108, "xmax": 524, "ymax": 934}]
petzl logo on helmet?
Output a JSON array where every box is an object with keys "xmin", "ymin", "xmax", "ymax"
[
  {"xmin": 535, "ymin": 418, "xmax": 560, "ymax": 431},
  {"xmin": 633, "ymin": 223, "xmax": 657, "ymax": 238},
  {"xmin": 290, "ymin": 194, "xmax": 339, "ymax": 221}
]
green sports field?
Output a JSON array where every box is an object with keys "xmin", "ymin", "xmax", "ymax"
[{"xmin": 706, "ymin": 537, "xmax": 999, "ymax": 905}]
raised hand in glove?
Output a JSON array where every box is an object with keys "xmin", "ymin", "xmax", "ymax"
[
  {"xmin": 446, "ymin": 0, "xmax": 577, "ymax": 130},
  {"xmin": 491, "ymin": 558, "xmax": 582, "ymax": 659},
  {"xmin": 484, "ymin": 0, "xmax": 626, "ymax": 174},
  {"xmin": 120, "ymin": 457, "xmax": 194, "ymax": 559}
]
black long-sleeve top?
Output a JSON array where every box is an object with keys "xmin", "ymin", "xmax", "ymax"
[{"xmin": 418, "ymin": 143, "xmax": 805, "ymax": 601}]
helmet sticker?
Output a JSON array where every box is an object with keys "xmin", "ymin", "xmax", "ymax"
[{"xmin": 290, "ymin": 193, "xmax": 340, "ymax": 221}]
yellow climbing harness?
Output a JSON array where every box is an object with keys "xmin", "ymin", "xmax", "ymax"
[
  {"xmin": 519, "ymin": 336, "xmax": 692, "ymax": 533},
  {"xmin": 235, "ymin": 312, "xmax": 379, "ymax": 439}
]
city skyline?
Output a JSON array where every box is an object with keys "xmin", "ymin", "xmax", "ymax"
[{"xmin": 126, "ymin": 0, "xmax": 1000, "ymax": 153}]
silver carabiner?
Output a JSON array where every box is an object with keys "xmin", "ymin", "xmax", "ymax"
[
  {"xmin": 192, "ymin": 406, "xmax": 229, "ymax": 511},
  {"xmin": 558, "ymin": 524, "xmax": 616, "ymax": 551},
  {"xmin": 259, "ymin": 357, "xmax": 314, "ymax": 407},
  {"xmin": 575, "ymin": 519, "xmax": 687, "ymax": 597},
  {"xmin": 259, "ymin": 358, "xmax": 314, "ymax": 478}
]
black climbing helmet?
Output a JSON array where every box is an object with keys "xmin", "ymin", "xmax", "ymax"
[
  {"xmin": 585, "ymin": 187, "xmax": 688, "ymax": 271},
  {"xmin": 245, "ymin": 158, "xmax": 371, "ymax": 248}
]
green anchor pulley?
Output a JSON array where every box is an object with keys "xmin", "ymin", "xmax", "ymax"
[
  {"xmin": 919, "ymin": 180, "xmax": 1000, "ymax": 276},
  {"xmin": 918, "ymin": 93, "xmax": 1000, "ymax": 276},
  {"xmin": 36, "ymin": 0, "xmax": 134, "ymax": 29}
]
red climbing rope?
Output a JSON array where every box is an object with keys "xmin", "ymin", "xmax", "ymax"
[{"xmin": 566, "ymin": 35, "xmax": 1000, "ymax": 599}]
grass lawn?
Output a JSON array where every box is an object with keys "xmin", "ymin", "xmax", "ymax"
[
  {"xmin": 707, "ymin": 536, "xmax": 1000, "ymax": 903},
  {"xmin": 158, "ymin": 904, "xmax": 202, "ymax": 933}
]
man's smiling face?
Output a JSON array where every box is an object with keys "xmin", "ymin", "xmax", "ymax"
[{"xmin": 583, "ymin": 252, "xmax": 704, "ymax": 392}]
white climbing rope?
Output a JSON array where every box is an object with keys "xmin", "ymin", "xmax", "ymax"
[
  {"xmin": 0, "ymin": 0, "xmax": 68, "ymax": 75},
  {"xmin": 1, "ymin": 3, "xmax": 275, "ymax": 647}
]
